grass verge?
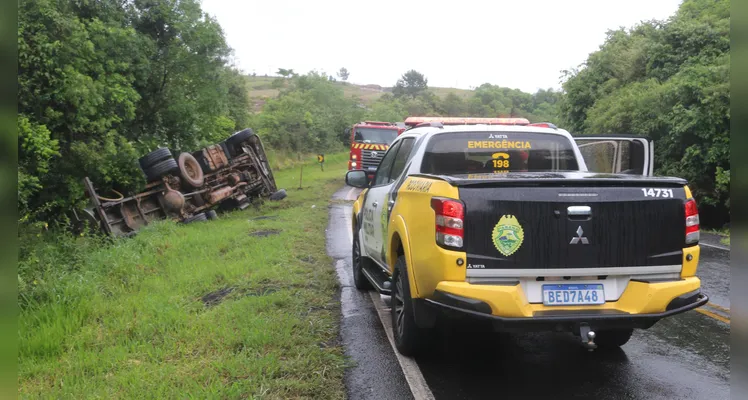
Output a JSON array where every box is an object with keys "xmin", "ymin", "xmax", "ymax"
[
  {"xmin": 705, "ymin": 228, "xmax": 730, "ymax": 246},
  {"xmin": 19, "ymin": 153, "xmax": 350, "ymax": 399}
]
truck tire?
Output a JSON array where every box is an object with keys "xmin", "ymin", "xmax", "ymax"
[
  {"xmin": 226, "ymin": 128, "xmax": 255, "ymax": 156},
  {"xmin": 145, "ymin": 158, "xmax": 178, "ymax": 182},
  {"xmin": 182, "ymin": 212, "xmax": 208, "ymax": 224},
  {"xmin": 392, "ymin": 254, "xmax": 427, "ymax": 356},
  {"xmin": 206, "ymin": 210, "xmax": 218, "ymax": 220},
  {"xmin": 139, "ymin": 147, "xmax": 172, "ymax": 170},
  {"xmin": 177, "ymin": 152, "xmax": 205, "ymax": 188},
  {"xmin": 352, "ymin": 227, "xmax": 373, "ymax": 291},
  {"xmin": 594, "ymin": 328, "xmax": 634, "ymax": 349},
  {"xmin": 269, "ymin": 189, "xmax": 287, "ymax": 201}
]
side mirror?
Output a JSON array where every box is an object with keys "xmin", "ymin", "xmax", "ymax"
[{"xmin": 346, "ymin": 170, "xmax": 369, "ymax": 188}]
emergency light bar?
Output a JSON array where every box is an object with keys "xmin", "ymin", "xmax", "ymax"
[{"xmin": 404, "ymin": 116, "xmax": 531, "ymax": 127}]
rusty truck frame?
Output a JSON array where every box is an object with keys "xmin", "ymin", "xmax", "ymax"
[{"xmin": 79, "ymin": 128, "xmax": 282, "ymax": 236}]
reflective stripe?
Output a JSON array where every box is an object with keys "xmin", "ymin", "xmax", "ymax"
[
  {"xmin": 353, "ymin": 144, "xmax": 389, "ymax": 150},
  {"xmin": 466, "ymin": 265, "xmax": 682, "ymax": 278}
]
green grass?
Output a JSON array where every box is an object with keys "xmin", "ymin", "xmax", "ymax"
[
  {"xmin": 265, "ymin": 147, "xmax": 348, "ymax": 171},
  {"xmin": 19, "ymin": 153, "xmax": 351, "ymax": 399},
  {"xmin": 705, "ymin": 228, "xmax": 730, "ymax": 246}
]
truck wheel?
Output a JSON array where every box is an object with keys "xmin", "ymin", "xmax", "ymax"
[
  {"xmin": 269, "ymin": 189, "xmax": 287, "ymax": 201},
  {"xmin": 206, "ymin": 210, "xmax": 218, "ymax": 220},
  {"xmin": 177, "ymin": 152, "xmax": 205, "ymax": 188},
  {"xmin": 594, "ymin": 328, "xmax": 633, "ymax": 348},
  {"xmin": 352, "ymin": 228, "xmax": 373, "ymax": 290},
  {"xmin": 392, "ymin": 254, "xmax": 426, "ymax": 356},
  {"xmin": 226, "ymin": 128, "xmax": 255, "ymax": 155},
  {"xmin": 182, "ymin": 212, "xmax": 208, "ymax": 224},
  {"xmin": 139, "ymin": 147, "xmax": 172, "ymax": 170},
  {"xmin": 145, "ymin": 158, "xmax": 179, "ymax": 182}
]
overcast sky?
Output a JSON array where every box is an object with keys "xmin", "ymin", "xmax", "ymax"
[{"xmin": 201, "ymin": 0, "xmax": 683, "ymax": 93}]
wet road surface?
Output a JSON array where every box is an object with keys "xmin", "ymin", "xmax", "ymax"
[
  {"xmin": 329, "ymin": 186, "xmax": 730, "ymax": 400},
  {"xmin": 327, "ymin": 187, "xmax": 414, "ymax": 400},
  {"xmin": 696, "ymin": 235, "xmax": 730, "ymax": 313}
]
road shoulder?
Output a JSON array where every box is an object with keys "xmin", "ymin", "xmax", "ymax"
[{"xmin": 327, "ymin": 185, "xmax": 414, "ymax": 400}]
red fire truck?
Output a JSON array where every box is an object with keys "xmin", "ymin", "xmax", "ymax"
[{"xmin": 347, "ymin": 121, "xmax": 405, "ymax": 177}]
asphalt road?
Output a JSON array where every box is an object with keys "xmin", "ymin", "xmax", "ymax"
[
  {"xmin": 329, "ymin": 186, "xmax": 730, "ymax": 400},
  {"xmin": 327, "ymin": 187, "xmax": 414, "ymax": 400}
]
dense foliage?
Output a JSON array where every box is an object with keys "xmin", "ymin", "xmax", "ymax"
[
  {"xmin": 558, "ymin": 0, "xmax": 730, "ymax": 222},
  {"xmin": 256, "ymin": 72, "xmax": 563, "ymax": 151},
  {"xmin": 254, "ymin": 72, "xmax": 365, "ymax": 152},
  {"xmin": 365, "ymin": 83, "xmax": 561, "ymax": 130},
  {"xmin": 18, "ymin": 0, "xmax": 250, "ymax": 223}
]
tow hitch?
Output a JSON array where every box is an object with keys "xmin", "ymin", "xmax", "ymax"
[{"xmin": 579, "ymin": 324, "xmax": 597, "ymax": 351}]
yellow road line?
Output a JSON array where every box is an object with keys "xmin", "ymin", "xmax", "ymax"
[
  {"xmin": 707, "ymin": 302, "xmax": 730, "ymax": 313},
  {"xmin": 696, "ymin": 308, "xmax": 730, "ymax": 324}
]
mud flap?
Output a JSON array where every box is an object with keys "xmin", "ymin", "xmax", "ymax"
[{"xmin": 412, "ymin": 298, "xmax": 437, "ymax": 329}]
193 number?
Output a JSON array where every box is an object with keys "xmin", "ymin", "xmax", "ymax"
[{"xmin": 641, "ymin": 188, "xmax": 674, "ymax": 198}]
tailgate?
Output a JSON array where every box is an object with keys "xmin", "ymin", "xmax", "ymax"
[{"xmin": 460, "ymin": 185, "xmax": 689, "ymax": 272}]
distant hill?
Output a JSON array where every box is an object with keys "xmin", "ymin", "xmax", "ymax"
[{"xmin": 245, "ymin": 75, "xmax": 473, "ymax": 112}]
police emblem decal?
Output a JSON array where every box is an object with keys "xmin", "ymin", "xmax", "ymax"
[{"xmin": 492, "ymin": 215, "xmax": 525, "ymax": 256}]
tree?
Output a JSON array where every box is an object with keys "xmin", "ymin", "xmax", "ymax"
[
  {"xmin": 277, "ymin": 68, "xmax": 296, "ymax": 78},
  {"xmin": 393, "ymin": 69, "xmax": 428, "ymax": 99},
  {"xmin": 558, "ymin": 0, "xmax": 730, "ymax": 223},
  {"xmin": 438, "ymin": 93, "xmax": 466, "ymax": 116},
  {"xmin": 337, "ymin": 67, "xmax": 350, "ymax": 82}
]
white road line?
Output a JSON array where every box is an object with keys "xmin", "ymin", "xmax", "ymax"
[
  {"xmin": 341, "ymin": 197, "xmax": 435, "ymax": 400},
  {"xmin": 345, "ymin": 186, "xmax": 357, "ymax": 201},
  {"xmin": 368, "ymin": 290, "xmax": 435, "ymax": 400},
  {"xmin": 700, "ymin": 242, "xmax": 730, "ymax": 251}
]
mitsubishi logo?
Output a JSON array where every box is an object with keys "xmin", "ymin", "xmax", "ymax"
[{"xmin": 570, "ymin": 226, "xmax": 589, "ymax": 244}]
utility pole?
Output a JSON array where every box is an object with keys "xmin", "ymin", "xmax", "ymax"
[{"xmin": 298, "ymin": 153, "xmax": 303, "ymax": 189}]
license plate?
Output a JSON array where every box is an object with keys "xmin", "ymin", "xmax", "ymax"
[{"xmin": 542, "ymin": 284, "xmax": 605, "ymax": 306}]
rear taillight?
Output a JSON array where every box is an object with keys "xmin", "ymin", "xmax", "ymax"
[
  {"xmin": 685, "ymin": 198, "xmax": 700, "ymax": 244},
  {"xmin": 431, "ymin": 197, "xmax": 464, "ymax": 248}
]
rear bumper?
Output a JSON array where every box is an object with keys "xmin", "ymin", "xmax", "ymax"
[{"xmin": 424, "ymin": 279, "xmax": 708, "ymax": 332}]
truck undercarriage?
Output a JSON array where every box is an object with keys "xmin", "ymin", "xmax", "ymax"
[{"xmin": 77, "ymin": 129, "xmax": 282, "ymax": 237}]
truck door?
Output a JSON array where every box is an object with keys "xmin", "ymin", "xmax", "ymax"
[
  {"xmin": 361, "ymin": 137, "xmax": 416, "ymax": 266},
  {"xmin": 573, "ymin": 135, "xmax": 653, "ymax": 176},
  {"xmin": 361, "ymin": 140, "xmax": 402, "ymax": 263}
]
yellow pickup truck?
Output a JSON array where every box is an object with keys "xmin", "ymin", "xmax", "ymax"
[{"xmin": 345, "ymin": 117, "xmax": 707, "ymax": 356}]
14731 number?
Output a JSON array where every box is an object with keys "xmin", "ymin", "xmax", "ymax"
[{"xmin": 641, "ymin": 188, "xmax": 674, "ymax": 198}]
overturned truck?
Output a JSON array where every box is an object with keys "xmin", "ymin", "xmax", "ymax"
[{"xmin": 80, "ymin": 129, "xmax": 284, "ymax": 236}]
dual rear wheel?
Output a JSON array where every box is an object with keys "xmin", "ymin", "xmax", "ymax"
[{"xmin": 139, "ymin": 148, "xmax": 204, "ymax": 187}]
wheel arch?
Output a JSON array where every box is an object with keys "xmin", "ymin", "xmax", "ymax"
[{"xmin": 389, "ymin": 215, "xmax": 420, "ymax": 297}]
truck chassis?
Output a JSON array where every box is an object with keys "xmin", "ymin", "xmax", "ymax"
[{"xmin": 78, "ymin": 129, "xmax": 281, "ymax": 236}]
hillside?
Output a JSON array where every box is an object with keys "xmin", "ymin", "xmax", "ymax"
[{"xmin": 245, "ymin": 75, "xmax": 473, "ymax": 112}]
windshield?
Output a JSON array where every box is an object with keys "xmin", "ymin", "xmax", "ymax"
[
  {"xmin": 354, "ymin": 128, "xmax": 399, "ymax": 144},
  {"xmin": 421, "ymin": 131, "xmax": 580, "ymax": 175}
]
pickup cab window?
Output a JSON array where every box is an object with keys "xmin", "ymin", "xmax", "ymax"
[{"xmin": 421, "ymin": 132, "xmax": 579, "ymax": 175}]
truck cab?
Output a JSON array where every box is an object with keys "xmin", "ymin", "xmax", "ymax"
[
  {"xmin": 348, "ymin": 121, "xmax": 405, "ymax": 180},
  {"xmin": 345, "ymin": 117, "xmax": 706, "ymax": 356}
]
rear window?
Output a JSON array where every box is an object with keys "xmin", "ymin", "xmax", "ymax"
[{"xmin": 421, "ymin": 131, "xmax": 579, "ymax": 175}]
